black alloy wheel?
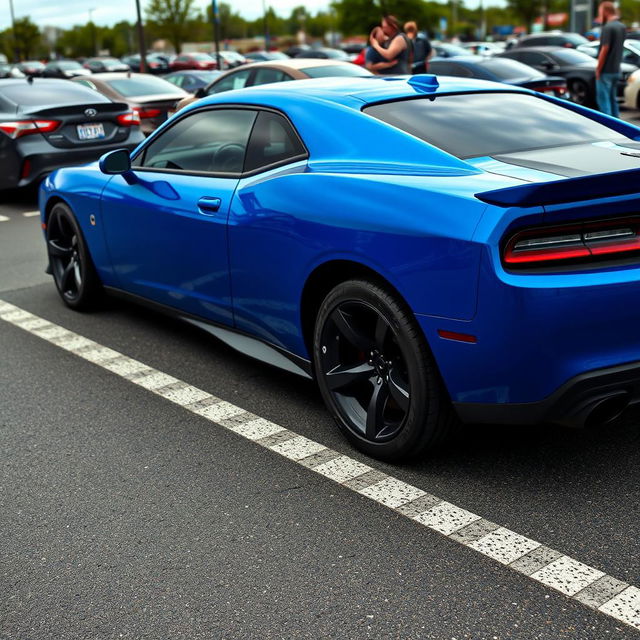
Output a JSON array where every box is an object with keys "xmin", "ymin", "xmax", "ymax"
[
  {"xmin": 314, "ymin": 280, "xmax": 455, "ymax": 461},
  {"xmin": 570, "ymin": 79, "xmax": 590, "ymax": 106},
  {"xmin": 47, "ymin": 203, "xmax": 101, "ymax": 310}
]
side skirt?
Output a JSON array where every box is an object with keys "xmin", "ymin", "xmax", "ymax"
[{"xmin": 104, "ymin": 287, "xmax": 313, "ymax": 380}]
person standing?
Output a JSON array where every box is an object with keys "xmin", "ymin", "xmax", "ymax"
[
  {"xmin": 596, "ymin": 1, "xmax": 626, "ymax": 117},
  {"xmin": 403, "ymin": 21, "xmax": 433, "ymax": 74},
  {"xmin": 368, "ymin": 15, "xmax": 410, "ymax": 75}
]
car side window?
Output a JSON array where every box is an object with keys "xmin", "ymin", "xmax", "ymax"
[
  {"xmin": 251, "ymin": 68, "xmax": 292, "ymax": 86},
  {"xmin": 137, "ymin": 109, "xmax": 257, "ymax": 175},
  {"xmin": 209, "ymin": 69, "xmax": 252, "ymax": 94},
  {"xmin": 170, "ymin": 74, "xmax": 184, "ymax": 87},
  {"xmin": 244, "ymin": 110, "xmax": 307, "ymax": 173},
  {"xmin": 518, "ymin": 51, "xmax": 546, "ymax": 66},
  {"xmin": 75, "ymin": 79, "xmax": 97, "ymax": 90}
]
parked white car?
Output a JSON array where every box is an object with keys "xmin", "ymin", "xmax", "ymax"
[{"xmin": 624, "ymin": 68, "xmax": 640, "ymax": 110}]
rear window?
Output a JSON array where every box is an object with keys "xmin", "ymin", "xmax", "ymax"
[
  {"xmin": 0, "ymin": 81, "xmax": 111, "ymax": 107},
  {"xmin": 304, "ymin": 65, "xmax": 372, "ymax": 78},
  {"xmin": 363, "ymin": 93, "xmax": 628, "ymax": 158},
  {"xmin": 478, "ymin": 58, "xmax": 545, "ymax": 80},
  {"xmin": 106, "ymin": 76, "xmax": 180, "ymax": 96}
]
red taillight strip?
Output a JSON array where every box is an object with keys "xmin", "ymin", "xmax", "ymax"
[
  {"xmin": 0, "ymin": 119, "xmax": 60, "ymax": 139},
  {"xmin": 116, "ymin": 111, "xmax": 141, "ymax": 126},
  {"xmin": 503, "ymin": 218, "xmax": 640, "ymax": 267}
]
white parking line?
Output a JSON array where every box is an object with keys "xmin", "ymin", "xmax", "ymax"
[
  {"xmin": 0, "ymin": 297, "xmax": 639, "ymax": 632},
  {"xmin": 22, "ymin": 211, "xmax": 40, "ymax": 218},
  {"xmin": 0, "ymin": 215, "xmax": 9, "ymax": 222}
]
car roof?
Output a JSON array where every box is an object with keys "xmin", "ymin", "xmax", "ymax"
[
  {"xmin": 194, "ymin": 74, "xmax": 529, "ymax": 111},
  {"xmin": 505, "ymin": 46, "xmax": 572, "ymax": 52},
  {"xmin": 242, "ymin": 58, "xmax": 357, "ymax": 71}
]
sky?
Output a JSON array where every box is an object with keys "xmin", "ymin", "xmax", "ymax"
[{"xmin": 0, "ymin": 0, "xmax": 337, "ymax": 31}]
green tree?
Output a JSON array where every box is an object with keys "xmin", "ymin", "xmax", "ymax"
[
  {"xmin": 146, "ymin": 0, "xmax": 197, "ymax": 53},
  {"xmin": 12, "ymin": 17, "xmax": 42, "ymax": 60},
  {"xmin": 506, "ymin": 0, "xmax": 542, "ymax": 30},
  {"xmin": 206, "ymin": 3, "xmax": 249, "ymax": 40}
]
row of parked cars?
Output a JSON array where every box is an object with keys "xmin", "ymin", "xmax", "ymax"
[
  {"xmin": 2, "ymin": 31, "xmax": 640, "ymax": 193},
  {"xmin": 430, "ymin": 31, "xmax": 640, "ymax": 110}
]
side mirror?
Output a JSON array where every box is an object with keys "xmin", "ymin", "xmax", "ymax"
[
  {"xmin": 99, "ymin": 148, "xmax": 131, "ymax": 174},
  {"xmin": 195, "ymin": 87, "xmax": 206, "ymax": 98},
  {"xmin": 542, "ymin": 61, "xmax": 557, "ymax": 71}
]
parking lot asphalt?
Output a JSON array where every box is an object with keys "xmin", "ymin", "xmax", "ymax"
[{"xmin": 1, "ymin": 109, "xmax": 640, "ymax": 638}]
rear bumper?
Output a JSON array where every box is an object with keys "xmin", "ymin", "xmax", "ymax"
[{"xmin": 453, "ymin": 360, "xmax": 640, "ymax": 427}]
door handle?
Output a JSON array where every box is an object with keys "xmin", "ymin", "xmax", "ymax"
[{"xmin": 197, "ymin": 197, "xmax": 221, "ymax": 215}]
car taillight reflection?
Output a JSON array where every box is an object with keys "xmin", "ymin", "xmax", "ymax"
[
  {"xmin": 0, "ymin": 119, "xmax": 61, "ymax": 139},
  {"xmin": 116, "ymin": 111, "xmax": 142, "ymax": 126},
  {"xmin": 133, "ymin": 107, "xmax": 162, "ymax": 119}
]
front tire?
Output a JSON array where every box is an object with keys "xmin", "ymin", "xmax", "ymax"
[
  {"xmin": 570, "ymin": 79, "xmax": 590, "ymax": 106},
  {"xmin": 313, "ymin": 280, "xmax": 455, "ymax": 461},
  {"xmin": 46, "ymin": 202, "xmax": 101, "ymax": 310}
]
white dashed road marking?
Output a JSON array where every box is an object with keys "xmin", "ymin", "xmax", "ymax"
[
  {"xmin": 0, "ymin": 215, "xmax": 9, "ymax": 222},
  {"xmin": 1, "ymin": 297, "xmax": 639, "ymax": 632},
  {"xmin": 23, "ymin": 211, "xmax": 40, "ymax": 217}
]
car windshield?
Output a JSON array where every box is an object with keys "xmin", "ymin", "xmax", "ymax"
[
  {"xmin": 304, "ymin": 65, "xmax": 372, "ymax": 78},
  {"xmin": 439, "ymin": 43, "xmax": 468, "ymax": 56},
  {"xmin": 57, "ymin": 61, "xmax": 82, "ymax": 70},
  {"xmin": 551, "ymin": 49, "xmax": 595, "ymax": 65},
  {"xmin": 363, "ymin": 92, "xmax": 628, "ymax": 159},
  {"xmin": 106, "ymin": 76, "xmax": 180, "ymax": 96},
  {"xmin": 478, "ymin": 58, "xmax": 545, "ymax": 79},
  {"xmin": 193, "ymin": 54, "xmax": 213, "ymax": 61}
]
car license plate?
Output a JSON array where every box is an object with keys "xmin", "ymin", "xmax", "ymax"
[{"xmin": 77, "ymin": 123, "xmax": 105, "ymax": 140}]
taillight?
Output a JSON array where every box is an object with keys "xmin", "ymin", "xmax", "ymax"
[
  {"xmin": 503, "ymin": 218, "xmax": 640, "ymax": 268},
  {"xmin": 133, "ymin": 107, "xmax": 161, "ymax": 119},
  {"xmin": 0, "ymin": 119, "xmax": 60, "ymax": 139},
  {"xmin": 116, "ymin": 111, "xmax": 141, "ymax": 126}
]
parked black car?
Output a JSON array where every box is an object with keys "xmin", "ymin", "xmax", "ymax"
[
  {"xmin": 83, "ymin": 57, "xmax": 130, "ymax": 73},
  {"xmin": 429, "ymin": 56, "xmax": 568, "ymax": 98},
  {"xmin": 498, "ymin": 46, "xmax": 636, "ymax": 106},
  {"xmin": 512, "ymin": 32, "xmax": 589, "ymax": 49},
  {"xmin": 121, "ymin": 53, "xmax": 169, "ymax": 74},
  {"xmin": 0, "ymin": 78, "xmax": 144, "ymax": 190},
  {"xmin": 42, "ymin": 60, "xmax": 92, "ymax": 79}
]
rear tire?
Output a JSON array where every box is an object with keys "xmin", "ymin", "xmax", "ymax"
[
  {"xmin": 313, "ymin": 279, "xmax": 455, "ymax": 461},
  {"xmin": 570, "ymin": 79, "xmax": 590, "ymax": 106},
  {"xmin": 46, "ymin": 202, "xmax": 101, "ymax": 310}
]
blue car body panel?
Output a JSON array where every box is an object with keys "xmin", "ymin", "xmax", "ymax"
[{"xmin": 40, "ymin": 75, "xmax": 640, "ymax": 423}]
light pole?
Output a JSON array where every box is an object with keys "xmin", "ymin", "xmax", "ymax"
[
  {"xmin": 211, "ymin": 0, "xmax": 221, "ymax": 70},
  {"xmin": 8, "ymin": 0, "xmax": 18, "ymax": 62},
  {"xmin": 88, "ymin": 8, "xmax": 97, "ymax": 56},
  {"xmin": 262, "ymin": 0, "xmax": 269, "ymax": 51},
  {"xmin": 135, "ymin": 0, "xmax": 146, "ymax": 73}
]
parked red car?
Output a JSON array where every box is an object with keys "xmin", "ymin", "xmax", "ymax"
[{"xmin": 169, "ymin": 53, "xmax": 217, "ymax": 71}]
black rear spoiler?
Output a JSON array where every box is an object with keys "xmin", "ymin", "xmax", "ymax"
[{"xmin": 475, "ymin": 167, "xmax": 640, "ymax": 207}]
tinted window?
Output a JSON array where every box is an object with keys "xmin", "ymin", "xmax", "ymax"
[
  {"xmin": 57, "ymin": 61, "xmax": 83, "ymax": 70},
  {"xmin": 550, "ymin": 49, "xmax": 595, "ymax": 65},
  {"xmin": 514, "ymin": 51, "xmax": 547, "ymax": 66},
  {"xmin": 106, "ymin": 76, "xmax": 182, "ymax": 96},
  {"xmin": 245, "ymin": 110, "xmax": 307, "ymax": 173},
  {"xmin": 304, "ymin": 64, "xmax": 372, "ymax": 78},
  {"xmin": 209, "ymin": 69, "xmax": 252, "ymax": 93},
  {"xmin": 364, "ymin": 93, "xmax": 628, "ymax": 159},
  {"xmin": 140, "ymin": 109, "xmax": 256, "ymax": 174},
  {"xmin": 0, "ymin": 81, "xmax": 110, "ymax": 106},
  {"xmin": 479, "ymin": 58, "xmax": 545, "ymax": 80},
  {"xmin": 445, "ymin": 63, "xmax": 474, "ymax": 77},
  {"xmin": 252, "ymin": 68, "xmax": 292, "ymax": 85}
]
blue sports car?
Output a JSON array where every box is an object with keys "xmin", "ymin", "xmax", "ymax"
[{"xmin": 39, "ymin": 74, "xmax": 640, "ymax": 461}]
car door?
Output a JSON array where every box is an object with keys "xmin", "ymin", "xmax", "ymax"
[{"xmin": 100, "ymin": 107, "xmax": 258, "ymax": 325}]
